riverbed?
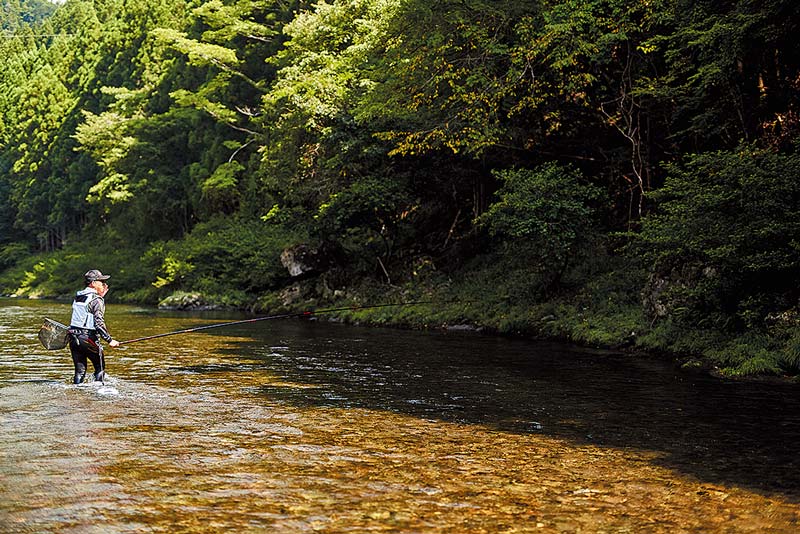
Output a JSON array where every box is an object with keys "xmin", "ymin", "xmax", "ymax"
[{"xmin": 1, "ymin": 298, "xmax": 798, "ymax": 532}]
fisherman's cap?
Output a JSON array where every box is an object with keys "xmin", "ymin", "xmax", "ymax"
[{"xmin": 85, "ymin": 269, "xmax": 111, "ymax": 283}]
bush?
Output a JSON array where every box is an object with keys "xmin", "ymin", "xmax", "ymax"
[
  {"xmin": 634, "ymin": 144, "xmax": 800, "ymax": 329},
  {"xmin": 0, "ymin": 242, "xmax": 30, "ymax": 270},
  {"xmin": 314, "ymin": 175, "xmax": 415, "ymax": 279},
  {"xmin": 0, "ymin": 234, "xmax": 149, "ymax": 300},
  {"xmin": 477, "ymin": 162, "xmax": 603, "ymax": 291},
  {"xmin": 143, "ymin": 215, "xmax": 307, "ymax": 305}
]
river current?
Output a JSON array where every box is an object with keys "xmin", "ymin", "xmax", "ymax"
[{"xmin": 1, "ymin": 298, "xmax": 798, "ymax": 532}]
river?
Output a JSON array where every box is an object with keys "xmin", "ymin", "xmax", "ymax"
[{"xmin": 1, "ymin": 297, "xmax": 798, "ymax": 532}]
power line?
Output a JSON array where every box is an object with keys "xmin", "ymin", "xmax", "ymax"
[{"xmin": 1, "ymin": 33, "xmax": 77, "ymax": 38}]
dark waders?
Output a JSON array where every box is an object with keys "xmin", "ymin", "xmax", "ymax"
[{"xmin": 68, "ymin": 329, "xmax": 105, "ymax": 384}]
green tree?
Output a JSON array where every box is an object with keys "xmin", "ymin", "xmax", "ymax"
[
  {"xmin": 74, "ymin": 0, "xmax": 294, "ymax": 242},
  {"xmin": 1, "ymin": 0, "xmax": 192, "ymax": 249},
  {"xmin": 0, "ymin": 0, "xmax": 56, "ymax": 32},
  {"xmin": 639, "ymin": 0, "xmax": 800, "ymax": 150},
  {"xmin": 635, "ymin": 144, "xmax": 800, "ymax": 329},
  {"xmin": 478, "ymin": 162, "xmax": 603, "ymax": 290}
]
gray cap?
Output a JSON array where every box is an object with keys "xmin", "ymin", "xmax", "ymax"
[{"xmin": 84, "ymin": 269, "xmax": 111, "ymax": 284}]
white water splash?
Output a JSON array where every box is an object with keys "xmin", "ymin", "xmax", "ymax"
[{"xmin": 95, "ymin": 385, "xmax": 119, "ymax": 396}]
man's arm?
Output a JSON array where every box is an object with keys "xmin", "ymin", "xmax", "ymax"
[{"xmin": 88, "ymin": 297, "xmax": 114, "ymax": 343}]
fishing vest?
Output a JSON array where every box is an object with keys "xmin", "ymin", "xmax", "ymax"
[{"xmin": 70, "ymin": 289, "xmax": 100, "ymax": 329}]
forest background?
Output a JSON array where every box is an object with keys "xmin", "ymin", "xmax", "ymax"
[{"xmin": 1, "ymin": 0, "xmax": 799, "ymax": 377}]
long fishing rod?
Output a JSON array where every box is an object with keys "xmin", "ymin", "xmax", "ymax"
[{"xmin": 118, "ymin": 301, "xmax": 433, "ymax": 345}]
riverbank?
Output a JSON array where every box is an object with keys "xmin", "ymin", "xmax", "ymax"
[
  {"xmin": 154, "ymin": 273, "xmax": 800, "ymax": 383},
  {"xmin": 2, "ymin": 235, "xmax": 799, "ymax": 381},
  {"xmin": 7, "ymin": 284, "xmax": 798, "ymax": 382}
]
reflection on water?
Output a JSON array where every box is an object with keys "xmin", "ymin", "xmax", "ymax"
[{"xmin": 1, "ymin": 298, "xmax": 798, "ymax": 533}]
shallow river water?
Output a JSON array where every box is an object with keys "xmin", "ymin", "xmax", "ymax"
[{"xmin": 1, "ymin": 298, "xmax": 799, "ymax": 533}]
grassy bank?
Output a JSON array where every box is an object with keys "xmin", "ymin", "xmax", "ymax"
[{"xmin": 5, "ymin": 228, "xmax": 797, "ymax": 382}]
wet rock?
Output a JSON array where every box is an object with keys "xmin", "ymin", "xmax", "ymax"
[
  {"xmin": 281, "ymin": 241, "xmax": 345, "ymax": 280},
  {"xmin": 445, "ymin": 324, "xmax": 483, "ymax": 333},
  {"xmin": 158, "ymin": 292, "xmax": 217, "ymax": 310}
]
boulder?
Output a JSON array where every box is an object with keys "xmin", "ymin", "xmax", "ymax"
[
  {"xmin": 158, "ymin": 292, "xmax": 216, "ymax": 310},
  {"xmin": 280, "ymin": 244, "xmax": 323, "ymax": 277}
]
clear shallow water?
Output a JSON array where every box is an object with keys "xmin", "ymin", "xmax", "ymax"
[{"xmin": 1, "ymin": 297, "xmax": 799, "ymax": 532}]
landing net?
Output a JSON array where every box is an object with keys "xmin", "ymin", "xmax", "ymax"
[{"xmin": 38, "ymin": 318, "xmax": 69, "ymax": 350}]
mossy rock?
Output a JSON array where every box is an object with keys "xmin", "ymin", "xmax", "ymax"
[{"xmin": 158, "ymin": 292, "xmax": 216, "ymax": 310}]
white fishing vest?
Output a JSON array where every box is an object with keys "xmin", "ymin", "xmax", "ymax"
[{"xmin": 70, "ymin": 289, "xmax": 99, "ymax": 329}]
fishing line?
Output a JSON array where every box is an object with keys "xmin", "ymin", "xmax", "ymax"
[{"xmin": 118, "ymin": 300, "xmax": 435, "ymax": 346}]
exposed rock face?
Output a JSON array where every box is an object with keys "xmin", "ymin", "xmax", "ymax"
[
  {"xmin": 280, "ymin": 244, "xmax": 323, "ymax": 277},
  {"xmin": 641, "ymin": 262, "xmax": 718, "ymax": 320},
  {"xmin": 279, "ymin": 283, "xmax": 303, "ymax": 306},
  {"xmin": 642, "ymin": 273, "xmax": 671, "ymax": 319}
]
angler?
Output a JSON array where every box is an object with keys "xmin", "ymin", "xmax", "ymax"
[{"xmin": 67, "ymin": 269, "xmax": 120, "ymax": 384}]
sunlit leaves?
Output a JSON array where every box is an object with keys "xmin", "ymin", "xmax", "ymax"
[
  {"xmin": 152, "ymin": 28, "xmax": 240, "ymax": 71},
  {"xmin": 258, "ymin": 0, "xmax": 403, "ymax": 215},
  {"xmin": 363, "ymin": 0, "xmax": 526, "ymax": 156},
  {"xmin": 201, "ymin": 161, "xmax": 243, "ymax": 213},
  {"xmin": 266, "ymin": 0, "xmax": 394, "ymax": 127},
  {"xmin": 193, "ymin": 0, "xmax": 278, "ymax": 44},
  {"xmin": 171, "ymin": 87, "xmax": 239, "ymax": 123},
  {"xmin": 74, "ymin": 109, "xmax": 138, "ymax": 205}
]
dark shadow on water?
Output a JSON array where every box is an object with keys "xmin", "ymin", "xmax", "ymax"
[{"xmin": 171, "ymin": 319, "xmax": 800, "ymax": 500}]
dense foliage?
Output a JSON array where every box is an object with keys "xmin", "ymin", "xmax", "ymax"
[{"xmin": 1, "ymin": 0, "xmax": 799, "ymax": 376}]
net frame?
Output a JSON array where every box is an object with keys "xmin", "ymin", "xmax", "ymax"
[{"xmin": 38, "ymin": 318, "xmax": 70, "ymax": 350}]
